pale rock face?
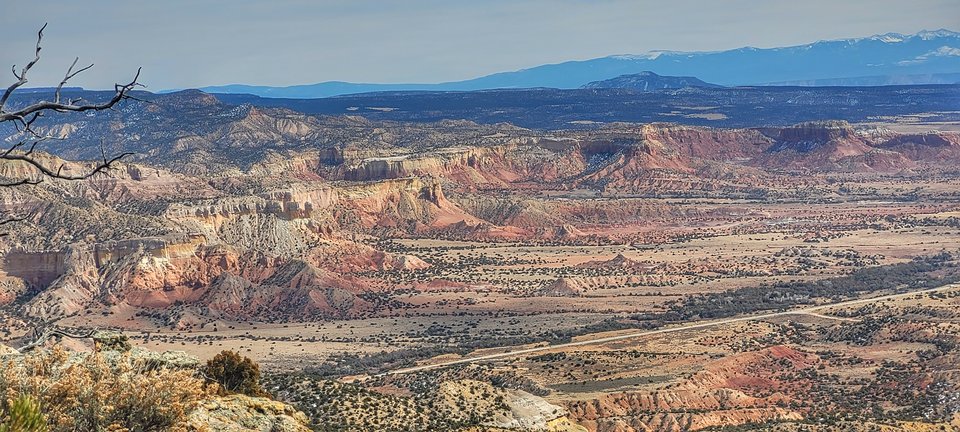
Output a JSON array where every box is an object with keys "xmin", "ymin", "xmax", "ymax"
[
  {"xmin": 537, "ymin": 277, "xmax": 586, "ymax": 297},
  {"xmin": 0, "ymin": 343, "xmax": 18, "ymax": 355},
  {"xmin": 497, "ymin": 388, "xmax": 587, "ymax": 432},
  {"xmin": 187, "ymin": 394, "xmax": 312, "ymax": 432},
  {"xmin": 0, "ymin": 175, "xmax": 460, "ymax": 320},
  {"xmin": 436, "ymin": 380, "xmax": 587, "ymax": 432}
]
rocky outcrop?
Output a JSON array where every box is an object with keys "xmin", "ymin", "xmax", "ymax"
[
  {"xmin": 564, "ymin": 346, "xmax": 816, "ymax": 432},
  {"xmin": 167, "ymin": 177, "xmax": 478, "ymax": 240},
  {"xmin": 334, "ymin": 177, "xmax": 485, "ymax": 234},
  {"xmin": 1, "ymin": 175, "xmax": 461, "ymax": 321},
  {"xmin": 5, "ymin": 233, "xmax": 393, "ymax": 320},
  {"xmin": 538, "ymin": 278, "xmax": 587, "ymax": 297},
  {"xmin": 577, "ymin": 253, "xmax": 651, "ymax": 270},
  {"xmin": 874, "ymin": 131, "xmax": 960, "ymax": 165},
  {"xmin": 0, "ymin": 337, "xmax": 308, "ymax": 432},
  {"xmin": 194, "ymin": 260, "xmax": 374, "ymax": 319},
  {"xmin": 759, "ymin": 121, "xmax": 916, "ymax": 172},
  {"xmin": 276, "ymin": 376, "xmax": 587, "ymax": 431},
  {"xmin": 436, "ymin": 380, "xmax": 587, "ymax": 432},
  {"xmin": 578, "ymin": 408, "xmax": 801, "ymax": 432},
  {"xmin": 88, "ymin": 331, "xmax": 201, "ymax": 370},
  {"xmin": 633, "ymin": 124, "xmax": 771, "ymax": 161},
  {"xmin": 340, "ymin": 141, "xmax": 577, "ymax": 189},
  {"xmin": 187, "ymin": 394, "xmax": 311, "ymax": 432},
  {"xmin": 455, "ymin": 195, "xmax": 704, "ymax": 229},
  {"xmin": 769, "ymin": 120, "xmax": 858, "ymax": 145},
  {"xmin": 11, "ymin": 235, "xmax": 211, "ymax": 317},
  {"xmin": 552, "ymin": 125, "xmax": 778, "ymax": 192}
]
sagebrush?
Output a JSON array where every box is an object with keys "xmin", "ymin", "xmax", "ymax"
[{"xmin": 0, "ymin": 347, "xmax": 208, "ymax": 432}]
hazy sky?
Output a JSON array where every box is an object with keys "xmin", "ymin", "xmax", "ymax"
[{"xmin": 2, "ymin": 0, "xmax": 957, "ymax": 90}]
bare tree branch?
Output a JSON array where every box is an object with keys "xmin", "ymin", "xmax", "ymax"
[
  {"xmin": 55, "ymin": 57, "xmax": 94, "ymax": 104},
  {"xmin": 0, "ymin": 217, "xmax": 26, "ymax": 225},
  {"xmin": 0, "ymin": 215, "xmax": 27, "ymax": 226},
  {"xmin": 15, "ymin": 327, "xmax": 97, "ymax": 353},
  {"xmin": 0, "ymin": 23, "xmax": 45, "ymax": 112},
  {"xmin": 0, "ymin": 151, "xmax": 132, "ymax": 183},
  {"xmin": 0, "ymin": 178, "xmax": 42, "ymax": 188},
  {"xmin": 0, "ymin": 22, "xmax": 143, "ymax": 124},
  {"xmin": 0, "ymin": 24, "xmax": 143, "ymax": 237},
  {"xmin": 0, "ymin": 67, "xmax": 142, "ymax": 123},
  {"xmin": 0, "ymin": 215, "xmax": 28, "ymax": 237}
]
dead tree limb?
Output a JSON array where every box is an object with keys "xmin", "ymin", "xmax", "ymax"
[
  {"xmin": 15, "ymin": 328, "xmax": 97, "ymax": 353},
  {"xmin": 0, "ymin": 23, "xmax": 143, "ymax": 234}
]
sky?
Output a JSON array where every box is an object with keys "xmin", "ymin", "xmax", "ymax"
[{"xmin": 1, "ymin": 0, "xmax": 958, "ymax": 90}]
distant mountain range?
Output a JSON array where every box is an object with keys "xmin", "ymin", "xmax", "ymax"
[
  {"xmin": 764, "ymin": 72, "xmax": 960, "ymax": 86},
  {"xmin": 210, "ymin": 84, "xmax": 960, "ymax": 130},
  {"xmin": 183, "ymin": 29, "xmax": 957, "ymax": 98},
  {"xmin": 582, "ymin": 72, "xmax": 720, "ymax": 90}
]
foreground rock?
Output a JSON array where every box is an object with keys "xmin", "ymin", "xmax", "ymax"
[
  {"xmin": 435, "ymin": 380, "xmax": 587, "ymax": 432},
  {"xmin": 0, "ymin": 341, "xmax": 310, "ymax": 432},
  {"xmin": 187, "ymin": 394, "xmax": 311, "ymax": 432}
]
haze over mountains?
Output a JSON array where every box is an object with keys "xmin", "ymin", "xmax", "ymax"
[{"xmin": 190, "ymin": 29, "xmax": 960, "ymax": 98}]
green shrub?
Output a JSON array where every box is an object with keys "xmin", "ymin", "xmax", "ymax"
[
  {"xmin": 0, "ymin": 395, "xmax": 47, "ymax": 432},
  {"xmin": 202, "ymin": 350, "xmax": 267, "ymax": 397}
]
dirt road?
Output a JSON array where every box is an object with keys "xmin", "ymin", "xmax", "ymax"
[{"xmin": 377, "ymin": 284, "xmax": 957, "ymax": 377}]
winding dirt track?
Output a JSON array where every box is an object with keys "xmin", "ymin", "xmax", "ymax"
[{"xmin": 377, "ymin": 284, "xmax": 957, "ymax": 377}]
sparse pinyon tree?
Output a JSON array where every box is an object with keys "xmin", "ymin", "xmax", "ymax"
[
  {"xmin": 0, "ymin": 23, "xmax": 142, "ymax": 233},
  {"xmin": 202, "ymin": 350, "xmax": 268, "ymax": 397}
]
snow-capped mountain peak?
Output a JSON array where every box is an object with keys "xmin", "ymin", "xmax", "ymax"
[
  {"xmin": 872, "ymin": 33, "xmax": 906, "ymax": 43},
  {"xmin": 916, "ymin": 29, "xmax": 960, "ymax": 40},
  {"xmin": 609, "ymin": 52, "xmax": 665, "ymax": 61}
]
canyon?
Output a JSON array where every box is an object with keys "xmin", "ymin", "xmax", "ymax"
[{"xmin": 2, "ymin": 88, "xmax": 960, "ymax": 431}]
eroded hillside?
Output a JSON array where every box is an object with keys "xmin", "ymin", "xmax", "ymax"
[{"xmin": 2, "ymin": 90, "xmax": 960, "ymax": 431}]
